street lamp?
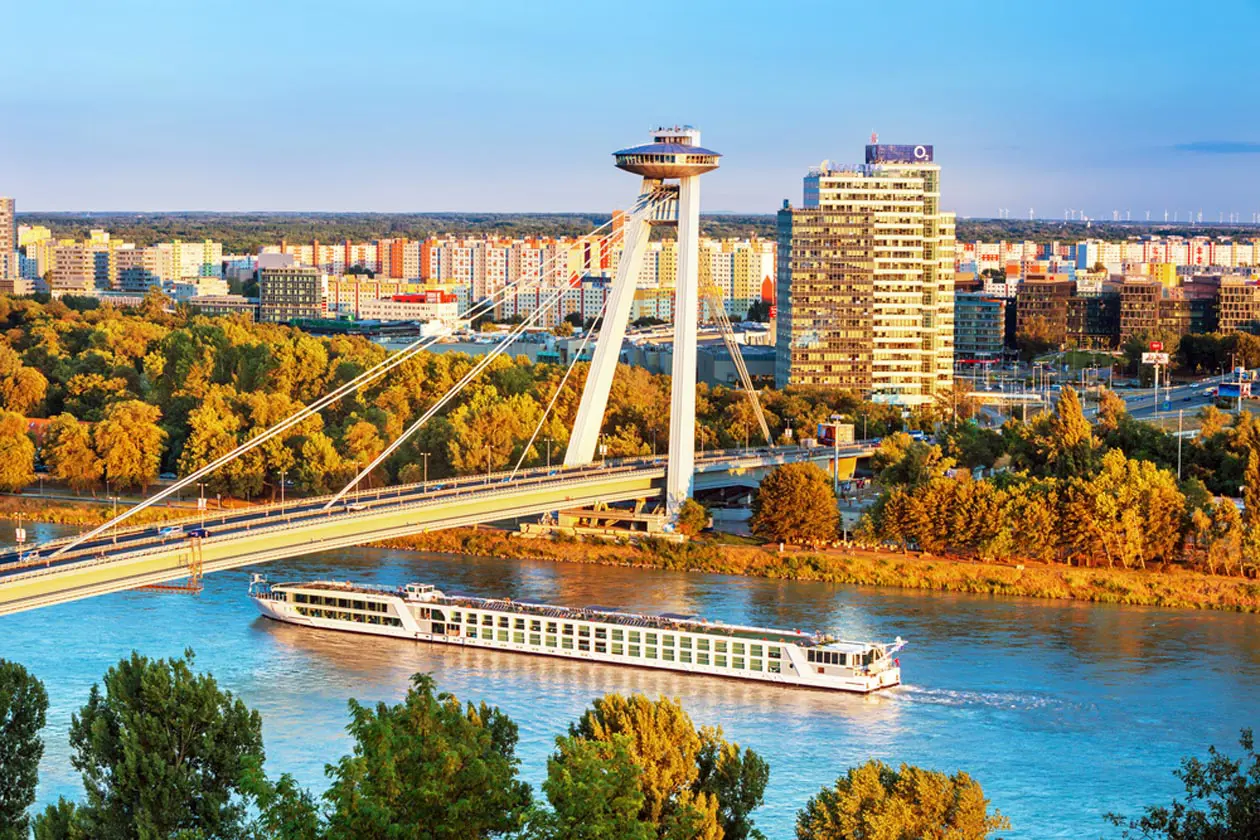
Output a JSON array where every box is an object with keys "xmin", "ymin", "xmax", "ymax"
[
  {"xmin": 419, "ymin": 451, "xmax": 430, "ymax": 485},
  {"xmin": 486, "ymin": 445, "xmax": 492, "ymax": 485},
  {"xmin": 279, "ymin": 468, "xmax": 287, "ymax": 505},
  {"xmin": 543, "ymin": 439, "xmax": 552, "ymax": 470}
]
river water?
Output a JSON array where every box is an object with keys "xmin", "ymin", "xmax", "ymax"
[{"xmin": 3, "ymin": 520, "xmax": 1258, "ymax": 838}]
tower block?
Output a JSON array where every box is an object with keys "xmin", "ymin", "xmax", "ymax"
[{"xmin": 563, "ymin": 126, "xmax": 720, "ymax": 515}]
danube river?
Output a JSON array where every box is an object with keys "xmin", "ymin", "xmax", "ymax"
[{"xmin": 4, "ymin": 520, "xmax": 1259, "ymax": 838}]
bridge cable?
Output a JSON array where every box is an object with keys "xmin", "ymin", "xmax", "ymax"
[
  {"xmin": 700, "ymin": 285, "xmax": 773, "ymax": 445},
  {"xmin": 45, "ymin": 202, "xmax": 647, "ymax": 559}
]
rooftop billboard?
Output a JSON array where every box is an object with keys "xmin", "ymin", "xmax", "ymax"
[{"xmin": 865, "ymin": 144, "xmax": 934, "ymax": 164}]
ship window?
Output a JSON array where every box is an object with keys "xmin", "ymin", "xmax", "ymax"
[
  {"xmin": 645, "ymin": 633, "xmax": 658, "ymax": 645},
  {"xmin": 611, "ymin": 643, "xmax": 624, "ymax": 655},
  {"xmin": 562, "ymin": 637, "xmax": 575, "ymax": 650},
  {"xmin": 715, "ymin": 641, "xmax": 727, "ymax": 653},
  {"xmin": 547, "ymin": 622, "xmax": 558, "ymax": 634},
  {"xmin": 645, "ymin": 647, "xmax": 658, "ymax": 659},
  {"xmin": 768, "ymin": 662, "xmax": 781, "ymax": 674},
  {"xmin": 595, "ymin": 642, "xmax": 606, "ymax": 654},
  {"xmin": 546, "ymin": 635, "xmax": 557, "ymax": 647},
  {"xmin": 514, "ymin": 618, "xmax": 525, "ymax": 630},
  {"xmin": 513, "ymin": 632, "xmax": 525, "ymax": 644},
  {"xmin": 497, "ymin": 631, "xmax": 509, "ymax": 642},
  {"xmin": 629, "ymin": 645, "xmax": 641, "ymax": 657},
  {"xmin": 750, "ymin": 645, "xmax": 764, "ymax": 657},
  {"xmin": 697, "ymin": 638, "xmax": 709, "ymax": 651},
  {"xmin": 389, "ymin": 617, "xmax": 402, "ymax": 627},
  {"xmin": 807, "ymin": 650, "xmax": 816, "ymax": 663},
  {"xmin": 295, "ymin": 593, "xmax": 308, "ymax": 604},
  {"xmin": 697, "ymin": 653, "xmax": 709, "ymax": 665},
  {"xmin": 578, "ymin": 639, "xmax": 590, "ymax": 651},
  {"xmin": 562, "ymin": 624, "xmax": 574, "ymax": 635},
  {"xmin": 482, "ymin": 615, "xmax": 493, "ymax": 626},
  {"xmin": 431, "ymin": 609, "xmax": 446, "ymax": 621},
  {"xmin": 467, "ymin": 627, "xmax": 477, "ymax": 638},
  {"xmin": 629, "ymin": 631, "xmax": 641, "ymax": 643},
  {"xmin": 768, "ymin": 648, "xmax": 781, "ymax": 659},
  {"xmin": 715, "ymin": 655, "xmax": 728, "ymax": 667},
  {"xmin": 679, "ymin": 637, "xmax": 692, "ymax": 649},
  {"xmin": 498, "ymin": 617, "xmax": 509, "ymax": 628},
  {"xmin": 662, "ymin": 636, "xmax": 674, "ymax": 647},
  {"xmin": 433, "ymin": 622, "xmax": 446, "ymax": 634},
  {"xmin": 733, "ymin": 657, "xmax": 746, "ymax": 670},
  {"xmin": 679, "ymin": 650, "xmax": 691, "ymax": 663},
  {"xmin": 732, "ymin": 642, "xmax": 746, "ymax": 655},
  {"xmin": 750, "ymin": 659, "xmax": 763, "ymax": 671},
  {"xmin": 353, "ymin": 600, "xmax": 364, "ymax": 611},
  {"xmin": 662, "ymin": 649, "xmax": 674, "ymax": 661},
  {"xmin": 529, "ymin": 633, "xmax": 541, "ymax": 645},
  {"xmin": 578, "ymin": 626, "xmax": 590, "ymax": 638},
  {"xmin": 451, "ymin": 612, "xmax": 461, "ymax": 622},
  {"xmin": 594, "ymin": 627, "xmax": 607, "ymax": 639},
  {"xmin": 611, "ymin": 629, "xmax": 624, "ymax": 641},
  {"xmin": 530, "ymin": 620, "xmax": 542, "ymax": 632}
]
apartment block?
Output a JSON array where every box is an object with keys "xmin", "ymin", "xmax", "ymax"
[
  {"xmin": 259, "ymin": 267, "xmax": 327, "ymax": 323},
  {"xmin": 0, "ymin": 198, "xmax": 15, "ymax": 279}
]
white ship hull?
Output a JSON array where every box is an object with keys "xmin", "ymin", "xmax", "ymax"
[{"xmin": 251, "ymin": 580, "xmax": 903, "ymax": 694}]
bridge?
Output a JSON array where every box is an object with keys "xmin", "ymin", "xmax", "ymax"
[{"xmin": 0, "ymin": 127, "xmax": 873, "ymax": 615}]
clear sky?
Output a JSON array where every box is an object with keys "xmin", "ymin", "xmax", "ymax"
[{"xmin": 4, "ymin": 0, "xmax": 1259, "ymax": 218}]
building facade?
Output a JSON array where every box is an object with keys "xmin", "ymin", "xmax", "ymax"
[
  {"xmin": 259, "ymin": 267, "xmax": 327, "ymax": 323},
  {"xmin": 1219, "ymin": 279, "xmax": 1260, "ymax": 334},
  {"xmin": 953, "ymin": 292, "xmax": 1006, "ymax": 360},
  {"xmin": 0, "ymin": 198, "xmax": 15, "ymax": 279},
  {"xmin": 775, "ymin": 143, "xmax": 955, "ymax": 405}
]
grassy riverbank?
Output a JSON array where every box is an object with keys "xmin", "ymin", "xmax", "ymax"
[
  {"xmin": 376, "ymin": 528, "xmax": 1260, "ymax": 613},
  {"xmin": 0, "ymin": 496, "xmax": 193, "ymax": 528}
]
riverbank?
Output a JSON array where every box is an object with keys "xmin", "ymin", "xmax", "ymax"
[
  {"xmin": 0, "ymin": 496, "xmax": 192, "ymax": 527},
  {"xmin": 375, "ymin": 528, "xmax": 1260, "ymax": 613}
]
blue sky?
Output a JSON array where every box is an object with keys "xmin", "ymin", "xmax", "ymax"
[{"xmin": 4, "ymin": 0, "xmax": 1259, "ymax": 217}]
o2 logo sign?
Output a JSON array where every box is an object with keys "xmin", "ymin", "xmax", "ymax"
[
  {"xmin": 913, "ymin": 145, "xmax": 930, "ymax": 160},
  {"xmin": 866, "ymin": 144, "xmax": 935, "ymax": 164}
]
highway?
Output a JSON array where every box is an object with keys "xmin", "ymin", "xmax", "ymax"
[{"xmin": 0, "ymin": 443, "xmax": 875, "ymax": 615}]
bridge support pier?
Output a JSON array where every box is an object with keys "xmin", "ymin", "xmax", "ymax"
[{"xmin": 665, "ymin": 174, "xmax": 700, "ymax": 514}]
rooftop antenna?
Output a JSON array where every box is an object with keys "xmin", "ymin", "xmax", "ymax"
[{"xmin": 870, "ymin": 130, "xmax": 878, "ymax": 144}]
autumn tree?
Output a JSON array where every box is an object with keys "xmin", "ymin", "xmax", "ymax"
[
  {"xmin": 1241, "ymin": 450, "xmax": 1260, "ymax": 573},
  {"xmin": 0, "ymin": 343, "xmax": 47, "ymax": 416},
  {"xmin": 531, "ymin": 735, "xmax": 655, "ymax": 840},
  {"xmin": 92, "ymin": 400, "xmax": 166, "ymax": 490},
  {"xmin": 0, "ymin": 660, "xmax": 48, "ymax": 840},
  {"xmin": 676, "ymin": 499, "xmax": 709, "ymax": 537},
  {"xmin": 34, "ymin": 650, "xmax": 263, "ymax": 840},
  {"xmin": 43, "ymin": 414, "xmax": 102, "ymax": 492},
  {"xmin": 795, "ymin": 760, "xmax": 1008, "ymax": 840},
  {"xmin": 297, "ymin": 431, "xmax": 345, "ymax": 494},
  {"xmin": 1062, "ymin": 450, "xmax": 1185, "ymax": 568},
  {"xmin": 322, "ymin": 673, "xmax": 531, "ymax": 840},
  {"xmin": 1039, "ymin": 386, "xmax": 1097, "ymax": 477},
  {"xmin": 0, "ymin": 412, "xmax": 35, "ymax": 493},
  {"xmin": 750, "ymin": 463, "xmax": 838, "ymax": 545},
  {"xmin": 1096, "ymin": 387, "xmax": 1127, "ymax": 433}
]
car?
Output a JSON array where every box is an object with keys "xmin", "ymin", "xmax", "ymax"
[
  {"xmin": 346, "ymin": 503, "xmax": 366, "ymax": 512},
  {"xmin": 158, "ymin": 526, "xmax": 183, "ymax": 538},
  {"xmin": 187, "ymin": 528, "xmax": 209, "ymax": 539},
  {"xmin": 1182, "ymin": 396, "xmax": 1193, "ymax": 402},
  {"xmin": 159, "ymin": 472, "xmax": 177, "ymax": 481}
]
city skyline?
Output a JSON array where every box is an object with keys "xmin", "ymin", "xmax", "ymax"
[{"xmin": 4, "ymin": 0, "xmax": 1259, "ymax": 216}]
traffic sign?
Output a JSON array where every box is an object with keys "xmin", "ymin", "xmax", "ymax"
[{"xmin": 1149, "ymin": 340, "xmax": 1164, "ymax": 352}]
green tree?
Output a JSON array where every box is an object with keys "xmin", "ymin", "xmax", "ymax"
[
  {"xmin": 34, "ymin": 650, "xmax": 263, "ymax": 840},
  {"xmin": 676, "ymin": 499, "xmax": 709, "ymax": 537},
  {"xmin": 530, "ymin": 734, "xmax": 655, "ymax": 840},
  {"xmin": 93, "ymin": 401, "xmax": 166, "ymax": 490},
  {"xmin": 322, "ymin": 673, "xmax": 531, "ymax": 840},
  {"xmin": 750, "ymin": 463, "xmax": 838, "ymax": 545},
  {"xmin": 0, "ymin": 660, "xmax": 48, "ymax": 840},
  {"xmin": 696, "ymin": 730, "xmax": 771, "ymax": 840},
  {"xmin": 795, "ymin": 760, "xmax": 1008, "ymax": 840},
  {"xmin": 1039, "ymin": 386, "xmax": 1097, "ymax": 477},
  {"xmin": 43, "ymin": 414, "xmax": 102, "ymax": 492},
  {"xmin": 1108, "ymin": 729, "xmax": 1260, "ymax": 839},
  {"xmin": 0, "ymin": 412, "xmax": 35, "ymax": 493},
  {"xmin": 296, "ymin": 431, "xmax": 344, "ymax": 494},
  {"xmin": 1242, "ymin": 450, "xmax": 1260, "ymax": 573}
]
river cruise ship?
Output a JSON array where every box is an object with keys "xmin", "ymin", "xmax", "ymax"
[{"xmin": 249, "ymin": 576, "xmax": 904, "ymax": 693}]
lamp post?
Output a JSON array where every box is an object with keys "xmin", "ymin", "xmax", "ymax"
[
  {"xmin": 420, "ymin": 451, "xmax": 430, "ymax": 485},
  {"xmin": 485, "ymin": 445, "xmax": 492, "ymax": 485},
  {"xmin": 544, "ymin": 439, "xmax": 552, "ymax": 470},
  {"xmin": 279, "ymin": 469, "xmax": 286, "ymax": 505}
]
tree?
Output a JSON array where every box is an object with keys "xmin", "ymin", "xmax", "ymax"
[
  {"xmin": 745, "ymin": 300, "xmax": 771, "ymax": 323},
  {"xmin": 531, "ymin": 734, "xmax": 655, "ymax": 840},
  {"xmin": 0, "ymin": 660, "xmax": 48, "ymax": 840},
  {"xmin": 750, "ymin": 463, "xmax": 838, "ymax": 544},
  {"xmin": 92, "ymin": 401, "xmax": 166, "ymax": 490},
  {"xmin": 1039, "ymin": 386, "xmax": 1097, "ymax": 477},
  {"xmin": 43, "ymin": 414, "xmax": 102, "ymax": 492},
  {"xmin": 296, "ymin": 431, "xmax": 344, "ymax": 494},
  {"xmin": 676, "ymin": 499, "xmax": 709, "ymax": 537},
  {"xmin": 1242, "ymin": 450, "xmax": 1260, "ymax": 573},
  {"xmin": 553, "ymin": 320, "xmax": 575, "ymax": 337},
  {"xmin": 34, "ymin": 650, "xmax": 263, "ymax": 840},
  {"xmin": 0, "ymin": 343, "xmax": 48, "ymax": 416},
  {"xmin": 1097, "ymin": 388, "xmax": 1127, "ymax": 433},
  {"xmin": 696, "ymin": 730, "xmax": 771, "ymax": 840},
  {"xmin": 0, "ymin": 412, "xmax": 35, "ymax": 493},
  {"xmin": 795, "ymin": 760, "xmax": 1008, "ymax": 840},
  {"xmin": 1108, "ymin": 729, "xmax": 1260, "ymax": 839},
  {"xmin": 323, "ymin": 673, "xmax": 532, "ymax": 840}
]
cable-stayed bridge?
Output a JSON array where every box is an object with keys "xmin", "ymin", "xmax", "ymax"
[{"xmin": 0, "ymin": 127, "xmax": 875, "ymax": 615}]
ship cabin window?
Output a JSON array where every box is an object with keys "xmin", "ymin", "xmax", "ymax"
[
  {"xmin": 611, "ymin": 629, "xmax": 624, "ymax": 641},
  {"xmin": 645, "ymin": 647, "xmax": 658, "ymax": 659},
  {"xmin": 611, "ymin": 643, "xmax": 624, "ymax": 655},
  {"xmin": 768, "ymin": 648, "xmax": 781, "ymax": 659},
  {"xmin": 482, "ymin": 615, "xmax": 493, "ymax": 626},
  {"xmin": 750, "ymin": 659, "xmax": 762, "ymax": 671},
  {"xmin": 467, "ymin": 627, "xmax": 478, "ymax": 638},
  {"xmin": 529, "ymin": 633, "xmax": 541, "ymax": 645},
  {"xmin": 733, "ymin": 657, "xmax": 746, "ymax": 670},
  {"xmin": 513, "ymin": 632, "xmax": 525, "ymax": 644},
  {"xmin": 629, "ymin": 631, "xmax": 641, "ymax": 643},
  {"xmin": 697, "ymin": 638, "xmax": 709, "ymax": 651},
  {"xmin": 578, "ymin": 639, "xmax": 590, "ymax": 651},
  {"xmin": 294, "ymin": 593, "xmax": 308, "ymax": 604},
  {"xmin": 662, "ymin": 648, "xmax": 675, "ymax": 661},
  {"xmin": 498, "ymin": 617, "xmax": 509, "ymax": 628},
  {"xmin": 679, "ymin": 650, "xmax": 692, "ymax": 663},
  {"xmin": 430, "ymin": 610, "xmax": 446, "ymax": 621},
  {"xmin": 433, "ymin": 623, "xmax": 446, "ymax": 634},
  {"xmin": 352, "ymin": 600, "xmax": 364, "ymax": 611},
  {"xmin": 679, "ymin": 637, "xmax": 692, "ymax": 649},
  {"xmin": 530, "ymin": 620, "xmax": 542, "ymax": 632},
  {"xmin": 750, "ymin": 645, "xmax": 764, "ymax": 658},
  {"xmin": 697, "ymin": 653, "xmax": 710, "ymax": 665},
  {"xmin": 715, "ymin": 640, "xmax": 727, "ymax": 653},
  {"xmin": 451, "ymin": 612, "xmax": 461, "ymax": 623},
  {"xmin": 497, "ymin": 630, "xmax": 509, "ymax": 642},
  {"xmin": 547, "ymin": 622, "xmax": 558, "ymax": 634},
  {"xmin": 561, "ymin": 637, "xmax": 575, "ymax": 650},
  {"xmin": 594, "ymin": 641, "xmax": 607, "ymax": 654},
  {"xmin": 715, "ymin": 655, "xmax": 728, "ymax": 668},
  {"xmin": 578, "ymin": 626, "xmax": 590, "ymax": 638},
  {"xmin": 629, "ymin": 645, "xmax": 641, "ymax": 657},
  {"xmin": 732, "ymin": 642, "xmax": 746, "ymax": 655},
  {"xmin": 594, "ymin": 627, "xmax": 607, "ymax": 639},
  {"xmin": 662, "ymin": 635, "xmax": 674, "ymax": 647},
  {"xmin": 768, "ymin": 661, "xmax": 781, "ymax": 674},
  {"xmin": 546, "ymin": 635, "xmax": 557, "ymax": 647},
  {"xmin": 514, "ymin": 618, "xmax": 525, "ymax": 630},
  {"xmin": 645, "ymin": 633, "xmax": 658, "ymax": 645},
  {"xmin": 563, "ymin": 624, "xmax": 574, "ymax": 636},
  {"xmin": 807, "ymin": 650, "xmax": 848, "ymax": 667}
]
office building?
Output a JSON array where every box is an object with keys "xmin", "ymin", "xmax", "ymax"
[
  {"xmin": 953, "ymin": 293, "xmax": 1006, "ymax": 360},
  {"xmin": 775, "ymin": 142, "xmax": 955, "ymax": 405},
  {"xmin": 358, "ymin": 291, "xmax": 460, "ymax": 326},
  {"xmin": 0, "ymin": 198, "xmax": 15, "ymax": 279},
  {"xmin": 1219, "ymin": 279, "xmax": 1260, "ymax": 334},
  {"xmin": 259, "ymin": 267, "xmax": 326, "ymax": 322}
]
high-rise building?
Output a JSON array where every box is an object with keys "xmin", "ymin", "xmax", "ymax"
[
  {"xmin": 953, "ymin": 293, "xmax": 1006, "ymax": 361},
  {"xmin": 1219, "ymin": 278, "xmax": 1260, "ymax": 334},
  {"xmin": 775, "ymin": 142, "xmax": 955, "ymax": 405},
  {"xmin": 259, "ymin": 267, "xmax": 327, "ymax": 323},
  {"xmin": 0, "ymin": 198, "xmax": 15, "ymax": 279}
]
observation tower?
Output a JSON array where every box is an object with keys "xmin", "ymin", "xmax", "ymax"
[{"xmin": 566, "ymin": 126, "xmax": 721, "ymax": 516}]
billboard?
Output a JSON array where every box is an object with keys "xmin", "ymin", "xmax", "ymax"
[
  {"xmin": 1141, "ymin": 352, "xmax": 1170, "ymax": 365},
  {"xmin": 865, "ymin": 144, "xmax": 934, "ymax": 164}
]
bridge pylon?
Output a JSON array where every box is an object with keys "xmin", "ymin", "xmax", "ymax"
[{"xmin": 563, "ymin": 127, "xmax": 720, "ymax": 515}]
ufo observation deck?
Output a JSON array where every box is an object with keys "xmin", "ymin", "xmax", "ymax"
[{"xmin": 614, "ymin": 126, "xmax": 720, "ymax": 179}]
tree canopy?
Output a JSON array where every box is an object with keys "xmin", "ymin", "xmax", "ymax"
[
  {"xmin": 0, "ymin": 660, "xmax": 48, "ymax": 840},
  {"xmin": 750, "ymin": 462, "xmax": 838, "ymax": 545}
]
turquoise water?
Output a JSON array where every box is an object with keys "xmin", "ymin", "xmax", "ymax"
[{"xmin": 3, "ymin": 520, "xmax": 1258, "ymax": 838}]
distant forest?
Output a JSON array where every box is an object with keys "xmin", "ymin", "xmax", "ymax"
[{"xmin": 15, "ymin": 211, "xmax": 1260, "ymax": 252}]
